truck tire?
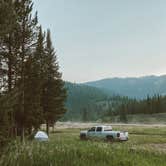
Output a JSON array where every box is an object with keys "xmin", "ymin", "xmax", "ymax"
[
  {"xmin": 106, "ymin": 135, "xmax": 113, "ymax": 142},
  {"xmin": 80, "ymin": 134, "xmax": 86, "ymax": 140}
]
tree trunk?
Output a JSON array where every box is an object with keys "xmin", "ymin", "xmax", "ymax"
[
  {"xmin": 21, "ymin": 126, "xmax": 25, "ymax": 143},
  {"xmin": 20, "ymin": 16, "xmax": 26, "ymax": 144},
  {"xmin": 28, "ymin": 127, "xmax": 32, "ymax": 135},
  {"xmin": 52, "ymin": 124, "xmax": 54, "ymax": 133},
  {"xmin": 46, "ymin": 121, "xmax": 49, "ymax": 136},
  {"xmin": 14, "ymin": 125, "xmax": 17, "ymax": 138},
  {"xmin": 8, "ymin": 43, "xmax": 12, "ymax": 92},
  {"xmin": 8, "ymin": 35, "xmax": 14, "ymax": 138}
]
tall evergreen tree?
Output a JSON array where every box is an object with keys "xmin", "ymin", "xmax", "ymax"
[
  {"xmin": 13, "ymin": 0, "xmax": 38, "ymax": 142},
  {"xmin": 26, "ymin": 26, "xmax": 46, "ymax": 131},
  {"xmin": 42, "ymin": 29, "xmax": 67, "ymax": 135},
  {"xmin": 0, "ymin": 0, "xmax": 18, "ymax": 139}
]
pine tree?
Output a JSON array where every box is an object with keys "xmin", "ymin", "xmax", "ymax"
[
  {"xmin": 25, "ymin": 26, "xmax": 46, "ymax": 131},
  {"xmin": 13, "ymin": 0, "xmax": 38, "ymax": 142},
  {"xmin": 41, "ymin": 29, "xmax": 67, "ymax": 135},
  {"xmin": 23, "ymin": 56, "xmax": 43, "ymax": 133},
  {"xmin": 0, "ymin": 0, "xmax": 18, "ymax": 140}
]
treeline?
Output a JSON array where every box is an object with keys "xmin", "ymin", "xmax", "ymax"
[
  {"xmin": 116, "ymin": 95, "xmax": 166, "ymax": 115},
  {"xmin": 103, "ymin": 95, "xmax": 166, "ymax": 122},
  {"xmin": 86, "ymin": 94, "xmax": 166, "ymax": 123},
  {"xmin": 0, "ymin": 0, "xmax": 66, "ymax": 146}
]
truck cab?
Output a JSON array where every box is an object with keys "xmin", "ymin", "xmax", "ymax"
[{"xmin": 80, "ymin": 125, "xmax": 128, "ymax": 141}]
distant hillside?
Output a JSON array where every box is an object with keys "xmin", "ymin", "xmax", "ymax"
[
  {"xmin": 84, "ymin": 75, "xmax": 166, "ymax": 99},
  {"xmin": 63, "ymin": 82, "xmax": 109, "ymax": 121}
]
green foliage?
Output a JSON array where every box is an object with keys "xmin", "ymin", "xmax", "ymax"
[{"xmin": 0, "ymin": 0, "xmax": 16, "ymax": 36}]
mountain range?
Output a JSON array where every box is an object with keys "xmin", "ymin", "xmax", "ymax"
[{"xmin": 83, "ymin": 75, "xmax": 166, "ymax": 99}]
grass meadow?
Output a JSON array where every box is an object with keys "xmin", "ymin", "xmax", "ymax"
[{"xmin": 0, "ymin": 125, "xmax": 166, "ymax": 166}]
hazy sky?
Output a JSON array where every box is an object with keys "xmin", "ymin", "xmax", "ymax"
[{"xmin": 34, "ymin": 0, "xmax": 166, "ymax": 83}]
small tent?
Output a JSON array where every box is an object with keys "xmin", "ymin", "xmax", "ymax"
[{"xmin": 34, "ymin": 131, "xmax": 49, "ymax": 141}]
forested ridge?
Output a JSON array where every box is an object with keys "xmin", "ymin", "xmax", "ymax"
[
  {"xmin": 85, "ymin": 75, "xmax": 166, "ymax": 99},
  {"xmin": 65, "ymin": 82, "xmax": 166, "ymax": 122},
  {"xmin": 63, "ymin": 82, "xmax": 108, "ymax": 121}
]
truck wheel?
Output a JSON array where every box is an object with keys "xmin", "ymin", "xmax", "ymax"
[
  {"xmin": 80, "ymin": 134, "xmax": 86, "ymax": 140},
  {"xmin": 106, "ymin": 135, "xmax": 113, "ymax": 142}
]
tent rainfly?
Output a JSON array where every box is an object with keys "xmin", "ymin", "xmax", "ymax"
[{"xmin": 34, "ymin": 131, "xmax": 49, "ymax": 141}]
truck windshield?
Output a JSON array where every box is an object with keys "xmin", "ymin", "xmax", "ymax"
[{"xmin": 88, "ymin": 127, "xmax": 95, "ymax": 132}]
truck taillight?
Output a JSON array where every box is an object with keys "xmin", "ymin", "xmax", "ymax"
[{"xmin": 117, "ymin": 133, "xmax": 120, "ymax": 137}]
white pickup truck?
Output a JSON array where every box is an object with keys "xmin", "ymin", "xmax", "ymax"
[{"xmin": 80, "ymin": 125, "xmax": 128, "ymax": 141}]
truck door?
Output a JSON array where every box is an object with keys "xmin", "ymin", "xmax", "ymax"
[
  {"xmin": 95, "ymin": 127, "xmax": 103, "ymax": 138},
  {"xmin": 87, "ymin": 127, "xmax": 96, "ymax": 138}
]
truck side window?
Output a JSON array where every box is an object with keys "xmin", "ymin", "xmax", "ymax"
[
  {"xmin": 88, "ymin": 127, "xmax": 95, "ymax": 132},
  {"xmin": 96, "ymin": 127, "xmax": 102, "ymax": 132}
]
